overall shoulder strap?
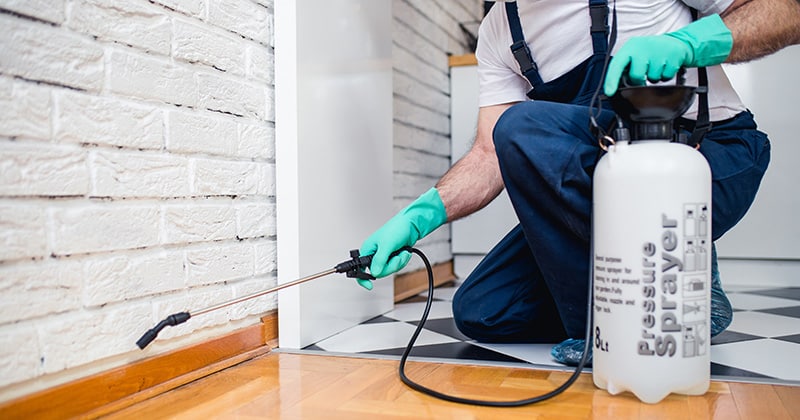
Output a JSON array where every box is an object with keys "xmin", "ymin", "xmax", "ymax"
[
  {"xmin": 688, "ymin": 8, "xmax": 711, "ymax": 147},
  {"xmin": 505, "ymin": 1, "xmax": 545, "ymax": 90},
  {"xmin": 506, "ymin": 1, "xmax": 610, "ymax": 91}
]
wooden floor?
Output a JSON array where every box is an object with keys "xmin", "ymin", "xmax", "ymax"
[{"xmin": 103, "ymin": 352, "xmax": 800, "ymax": 419}]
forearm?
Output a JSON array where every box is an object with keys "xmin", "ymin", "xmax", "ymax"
[
  {"xmin": 436, "ymin": 144, "xmax": 504, "ymax": 222},
  {"xmin": 436, "ymin": 103, "xmax": 513, "ymax": 222},
  {"xmin": 721, "ymin": 0, "xmax": 800, "ymax": 62}
]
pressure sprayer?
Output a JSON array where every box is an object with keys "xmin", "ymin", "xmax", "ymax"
[{"xmin": 591, "ymin": 72, "xmax": 712, "ymax": 403}]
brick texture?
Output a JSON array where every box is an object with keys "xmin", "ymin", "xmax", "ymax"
[
  {"xmin": 68, "ymin": 0, "xmax": 171, "ymax": 55},
  {"xmin": 0, "ymin": 14, "xmax": 104, "ymax": 91},
  {"xmin": 0, "ymin": 0, "xmax": 66, "ymax": 24},
  {"xmin": 0, "ymin": 204, "xmax": 48, "ymax": 261},
  {"xmin": 0, "ymin": 0, "xmax": 277, "ymax": 394},
  {"xmin": 0, "ymin": 142, "xmax": 90, "ymax": 196},
  {"xmin": 55, "ymin": 90, "xmax": 164, "ymax": 150},
  {"xmin": 391, "ymin": 0, "xmax": 482, "ymax": 273},
  {"xmin": 0, "ymin": 76, "xmax": 52, "ymax": 141},
  {"xmin": 173, "ymin": 18, "xmax": 247, "ymax": 74}
]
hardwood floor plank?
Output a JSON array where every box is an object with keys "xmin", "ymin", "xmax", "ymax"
[
  {"xmin": 588, "ymin": 392, "xmax": 642, "ymax": 419},
  {"xmin": 104, "ymin": 356, "xmax": 281, "ymax": 418},
  {"xmin": 774, "ymin": 384, "xmax": 800, "ymax": 419},
  {"xmin": 687, "ymin": 391, "xmax": 741, "ymax": 420},
  {"xmin": 730, "ymin": 382, "xmax": 794, "ymax": 420},
  {"xmin": 638, "ymin": 394, "xmax": 690, "ymax": 420},
  {"xmin": 102, "ymin": 353, "xmax": 800, "ymax": 419}
]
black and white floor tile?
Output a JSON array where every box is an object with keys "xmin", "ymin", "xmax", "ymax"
[{"xmin": 299, "ymin": 283, "xmax": 800, "ymax": 386}]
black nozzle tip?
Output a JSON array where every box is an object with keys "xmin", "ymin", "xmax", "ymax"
[
  {"xmin": 136, "ymin": 329, "xmax": 158, "ymax": 349},
  {"xmin": 135, "ymin": 312, "xmax": 191, "ymax": 350}
]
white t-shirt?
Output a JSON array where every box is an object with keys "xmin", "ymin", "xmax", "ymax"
[{"xmin": 476, "ymin": 0, "xmax": 746, "ymax": 121}]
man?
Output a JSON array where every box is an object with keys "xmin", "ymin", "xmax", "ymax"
[{"xmin": 359, "ymin": 0, "xmax": 800, "ymax": 364}]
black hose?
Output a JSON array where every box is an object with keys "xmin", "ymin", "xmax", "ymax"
[{"xmin": 397, "ymin": 246, "xmax": 593, "ymax": 406}]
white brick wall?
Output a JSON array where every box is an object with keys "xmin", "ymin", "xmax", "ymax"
[
  {"xmin": 0, "ymin": 14, "xmax": 105, "ymax": 91},
  {"xmin": 0, "ymin": 0, "xmax": 276, "ymax": 398},
  {"xmin": 0, "ymin": 204, "xmax": 48, "ymax": 260},
  {"xmin": 83, "ymin": 249, "xmax": 186, "ymax": 306},
  {"xmin": 391, "ymin": 0, "xmax": 483, "ymax": 272},
  {"xmin": 173, "ymin": 19, "xmax": 247, "ymax": 75},
  {"xmin": 0, "ymin": 142, "xmax": 90, "ymax": 196},
  {"xmin": 108, "ymin": 49, "xmax": 199, "ymax": 106},
  {"xmin": 69, "ymin": 0, "xmax": 172, "ymax": 55},
  {"xmin": 0, "ymin": 0, "xmax": 66, "ymax": 24},
  {"xmin": 55, "ymin": 90, "xmax": 164, "ymax": 149},
  {"xmin": 208, "ymin": 0, "xmax": 272, "ymax": 43},
  {"xmin": 0, "ymin": 77, "xmax": 52, "ymax": 140}
]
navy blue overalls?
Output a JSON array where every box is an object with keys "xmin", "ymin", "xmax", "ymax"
[{"xmin": 452, "ymin": 0, "xmax": 770, "ymax": 343}]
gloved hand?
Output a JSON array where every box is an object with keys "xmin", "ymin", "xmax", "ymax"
[
  {"xmin": 604, "ymin": 14, "xmax": 733, "ymax": 96},
  {"xmin": 356, "ymin": 187, "xmax": 447, "ymax": 289}
]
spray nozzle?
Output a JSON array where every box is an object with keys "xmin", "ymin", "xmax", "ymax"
[{"xmin": 136, "ymin": 312, "xmax": 191, "ymax": 349}]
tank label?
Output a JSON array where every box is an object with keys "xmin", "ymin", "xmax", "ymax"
[
  {"xmin": 638, "ymin": 214, "xmax": 680, "ymax": 357},
  {"xmin": 594, "ymin": 204, "xmax": 710, "ymax": 359}
]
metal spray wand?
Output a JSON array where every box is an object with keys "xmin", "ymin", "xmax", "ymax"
[{"xmin": 136, "ymin": 249, "xmax": 383, "ymax": 349}]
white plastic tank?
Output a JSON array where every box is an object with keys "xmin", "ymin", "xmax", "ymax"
[{"xmin": 592, "ymin": 137, "xmax": 712, "ymax": 403}]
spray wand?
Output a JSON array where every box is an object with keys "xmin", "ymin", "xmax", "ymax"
[{"xmin": 135, "ymin": 249, "xmax": 384, "ymax": 350}]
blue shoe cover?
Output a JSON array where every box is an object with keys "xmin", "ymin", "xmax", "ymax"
[
  {"xmin": 550, "ymin": 338, "xmax": 592, "ymax": 366},
  {"xmin": 710, "ymin": 243, "xmax": 732, "ymax": 337}
]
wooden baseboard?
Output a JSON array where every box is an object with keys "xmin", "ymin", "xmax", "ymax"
[
  {"xmin": 0, "ymin": 310, "xmax": 279, "ymax": 419},
  {"xmin": 394, "ymin": 260, "xmax": 456, "ymax": 302}
]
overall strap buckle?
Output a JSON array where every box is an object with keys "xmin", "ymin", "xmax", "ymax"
[
  {"xmin": 589, "ymin": 4, "xmax": 609, "ymax": 34},
  {"xmin": 510, "ymin": 40, "xmax": 538, "ymax": 75},
  {"xmin": 588, "ymin": 0, "xmax": 610, "ymax": 54},
  {"xmin": 506, "ymin": 2, "xmax": 545, "ymax": 89}
]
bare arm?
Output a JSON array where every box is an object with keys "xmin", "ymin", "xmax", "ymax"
[
  {"xmin": 721, "ymin": 0, "xmax": 800, "ymax": 62},
  {"xmin": 436, "ymin": 103, "xmax": 516, "ymax": 222}
]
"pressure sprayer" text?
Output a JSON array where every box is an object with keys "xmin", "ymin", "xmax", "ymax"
[{"xmin": 638, "ymin": 214, "xmax": 682, "ymax": 357}]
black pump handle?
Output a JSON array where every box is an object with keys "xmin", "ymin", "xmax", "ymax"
[{"xmin": 619, "ymin": 66, "xmax": 687, "ymax": 89}]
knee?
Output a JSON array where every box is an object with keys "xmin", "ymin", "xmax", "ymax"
[
  {"xmin": 452, "ymin": 287, "xmax": 496, "ymax": 341},
  {"xmin": 452, "ymin": 307, "xmax": 496, "ymax": 342},
  {"xmin": 452, "ymin": 286, "xmax": 527, "ymax": 343},
  {"xmin": 492, "ymin": 102, "xmax": 534, "ymax": 162},
  {"xmin": 492, "ymin": 102, "xmax": 579, "ymax": 172}
]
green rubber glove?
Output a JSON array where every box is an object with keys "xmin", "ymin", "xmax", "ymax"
[
  {"xmin": 604, "ymin": 14, "xmax": 733, "ymax": 96},
  {"xmin": 356, "ymin": 187, "xmax": 447, "ymax": 289}
]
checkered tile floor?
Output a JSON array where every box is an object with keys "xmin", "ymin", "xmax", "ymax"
[{"xmin": 299, "ymin": 284, "xmax": 800, "ymax": 386}]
